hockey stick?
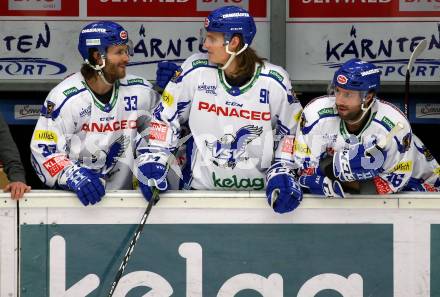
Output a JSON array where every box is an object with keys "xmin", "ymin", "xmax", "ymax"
[
  {"xmin": 376, "ymin": 122, "xmax": 404, "ymax": 150},
  {"xmin": 107, "ymin": 188, "xmax": 160, "ymax": 297},
  {"xmin": 404, "ymin": 39, "xmax": 427, "ymax": 118},
  {"xmin": 365, "ymin": 121, "xmax": 404, "ymax": 156}
]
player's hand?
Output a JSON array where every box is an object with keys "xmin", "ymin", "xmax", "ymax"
[
  {"xmin": 155, "ymin": 61, "xmax": 179, "ymax": 89},
  {"xmin": 298, "ymin": 168, "xmax": 345, "ymax": 198},
  {"xmin": 138, "ymin": 161, "xmax": 168, "ymax": 202},
  {"xmin": 3, "ymin": 181, "xmax": 31, "ymax": 200},
  {"xmin": 333, "ymin": 140, "xmax": 386, "ymax": 182},
  {"xmin": 59, "ymin": 165, "xmax": 105, "ymax": 206},
  {"xmin": 266, "ymin": 164, "xmax": 302, "ymax": 214}
]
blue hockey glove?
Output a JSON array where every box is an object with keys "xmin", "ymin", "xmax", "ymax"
[
  {"xmin": 266, "ymin": 164, "xmax": 303, "ymax": 214},
  {"xmin": 155, "ymin": 61, "xmax": 179, "ymax": 89},
  {"xmin": 58, "ymin": 165, "xmax": 105, "ymax": 206},
  {"xmin": 138, "ymin": 155, "xmax": 169, "ymax": 202},
  {"xmin": 298, "ymin": 168, "xmax": 345, "ymax": 198},
  {"xmin": 333, "ymin": 140, "xmax": 386, "ymax": 182},
  {"xmin": 403, "ymin": 177, "xmax": 439, "ymax": 192}
]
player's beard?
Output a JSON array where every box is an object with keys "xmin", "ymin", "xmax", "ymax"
[
  {"xmin": 336, "ymin": 105, "xmax": 364, "ymax": 122},
  {"xmin": 102, "ymin": 60, "xmax": 126, "ymax": 83}
]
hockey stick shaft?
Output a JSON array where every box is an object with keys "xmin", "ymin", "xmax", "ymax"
[
  {"xmin": 364, "ymin": 122, "xmax": 404, "ymax": 157},
  {"xmin": 107, "ymin": 188, "xmax": 160, "ymax": 297},
  {"xmin": 376, "ymin": 122, "xmax": 404, "ymax": 150},
  {"xmin": 404, "ymin": 39, "xmax": 427, "ymax": 118}
]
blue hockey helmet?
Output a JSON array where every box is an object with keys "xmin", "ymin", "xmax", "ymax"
[
  {"xmin": 78, "ymin": 21, "xmax": 132, "ymax": 62},
  {"xmin": 333, "ymin": 58, "xmax": 381, "ymax": 93},
  {"xmin": 204, "ymin": 6, "xmax": 256, "ymax": 46}
]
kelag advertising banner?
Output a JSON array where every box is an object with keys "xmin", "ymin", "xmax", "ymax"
[
  {"xmin": 21, "ymin": 224, "xmax": 393, "ymax": 297},
  {"xmin": 3, "ymin": 192, "xmax": 440, "ymax": 296},
  {"xmin": 0, "ymin": 0, "xmax": 269, "ymax": 81},
  {"xmin": 10, "ymin": 192, "xmax": 440, "ymax": 297},
  {"xmin": 287, "ymin": 0, "xmax": 440, "ymax": 83}
]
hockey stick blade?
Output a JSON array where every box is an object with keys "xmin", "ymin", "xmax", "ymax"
[
  {"xmin": 406, "ymin": 39, "xmax": 427, "ymax": 73},
  {"xmin": 107, "ymin": 188, "xmax": 160, "ymax": 297}
]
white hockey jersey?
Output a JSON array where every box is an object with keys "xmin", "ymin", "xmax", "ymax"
[
  {"xmin": 145, "ymin": 53, "xmax": 303, "ymax": 190},
  {"xmin": 31, "ymin": 72, "xmax": 160, "ymax": 190},
  {"xmin": 294, "ymin": 95, "xmax": 415, "ymax": 194}
]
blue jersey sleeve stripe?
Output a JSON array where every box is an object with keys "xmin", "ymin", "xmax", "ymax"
[
  {"xmin": 259, "ymin": 73, "xmax": 287, "ymax": 91},
  {"xmin": 301, "ymin": 114, "xmax": 339, "ymax": 135},
  {"xmin": 47, "ymin": 88, "xmax": 87, "ymax": 120},
  {"xmin": 372, "ymin": 118, "xmax": 394, "ymax": 132},
  {"xmin": 179, "ymin": 65, "xmax": 217, "ymax": 81}
]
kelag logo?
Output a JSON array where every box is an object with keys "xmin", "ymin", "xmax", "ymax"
[
  {"xmin": 321, "ymin": 25, "xmax": 440, "ymax": 78},
  {"xmin": 0, "ymin": 58, "xmax": 66, "ymax": 76}
]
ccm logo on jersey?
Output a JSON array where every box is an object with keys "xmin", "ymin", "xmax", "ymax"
[
  {"xmin": 81, "ymin": 120, "xmax": 137, "ymax": 132},
  {"xmin": 198, "ymin": 101, "xmax": 271, "ymax": 121},
  {"xmin": 43, "ymin": 156, "xmax": 71, "ymax": 177}
]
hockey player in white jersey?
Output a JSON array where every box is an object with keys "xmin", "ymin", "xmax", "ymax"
[
  {"xmin": 138, "ymin": 6, "xmax": 303, "ymax": 213},
  {"xmin": 30, "ymin": 21, "xmax": 159, "ymax": 206},
  {"xmin": 294, "ymin": 58, "xmax": 438, "ymax": 196}
]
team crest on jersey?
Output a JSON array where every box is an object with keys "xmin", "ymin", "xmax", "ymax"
[
  {"xmin": 288, "ymin": 88, "xmax": 299, "ymax": 105},
  {"xmin": 78, "ymin": 135, "xmax": 130, "ymax": 178},
  {"xmin": 299, "ymin": 112, "xmax": 307, "ymax": 132},
  {"xmin": 205, "ymin": 125, "xmax": 263, "ymax": 169},
  {"xmin": 422, "ymin": 145, "xmax": 434, "ymax": 162},
  {"xmin": 170, "ymin": 67, "xmax": 183, "ymax": 83},
  {"xmin": 46, "ymin": 101, "xmax": 55, "ymax": 116},
  {"xmin": 397, "ymin": 133, "xmax": 412, "ymax": 153},
  {"xmin": 102, "ymin": 135, "xmax": 130, "ymax": 178}
]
